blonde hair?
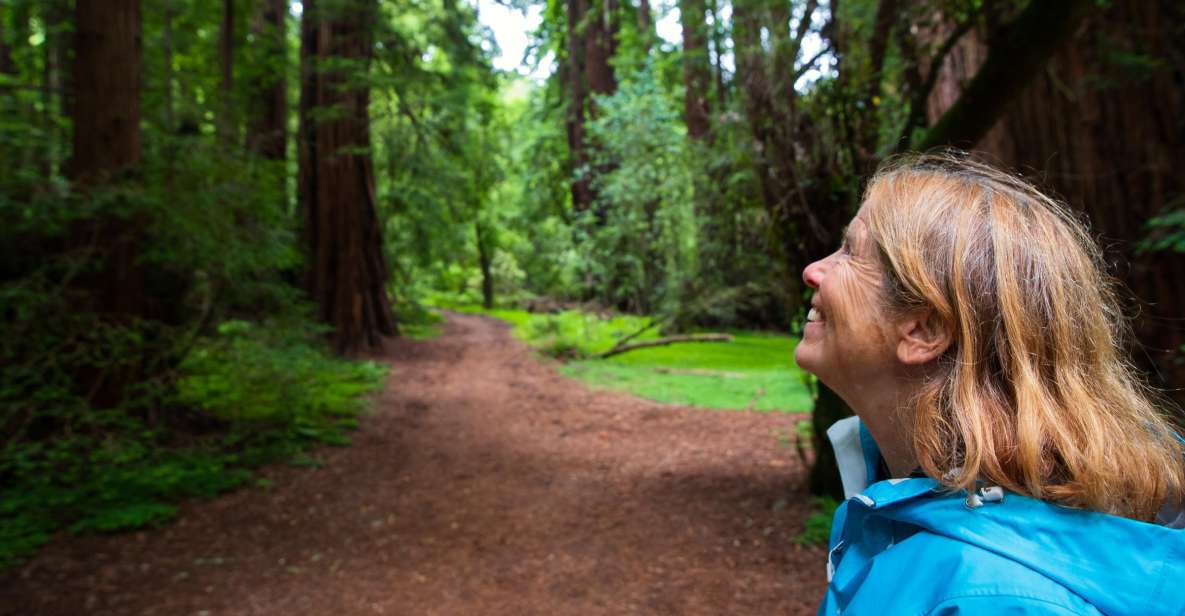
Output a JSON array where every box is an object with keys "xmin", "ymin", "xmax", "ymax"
[{"xmin": 863, "ymin": 153, "xmax": 1184, "ymax": 521}]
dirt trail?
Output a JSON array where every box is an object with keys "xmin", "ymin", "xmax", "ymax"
[{"xmin": 2, "ymin": 313, "xmax": 826, "ymax": 615}]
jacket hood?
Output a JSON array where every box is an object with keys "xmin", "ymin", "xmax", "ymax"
[{"xmin": 828, "ymin": 417, "xmax": 1185, "ymax": 616}]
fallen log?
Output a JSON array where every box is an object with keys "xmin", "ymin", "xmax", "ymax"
[{"xmin": 598, "ymin": 334, "xmax": 734, "ymax": 359}]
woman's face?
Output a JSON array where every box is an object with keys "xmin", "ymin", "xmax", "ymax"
[{"xmin": 794, "ymin": 212, "xmax": 900, "ymax": 398}]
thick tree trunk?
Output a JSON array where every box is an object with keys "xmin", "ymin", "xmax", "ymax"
[
  {"xmin": 680, "ymin": 0, "xmax": 711, "ymax": 140},
  {"xmin": 476, "ymin": 221, "xmax": 494, "ymax": 310},
  {"xmin": 247, "ymin": 0, "xmax": 287, "ymax": 162},
  {"xmin": 71, "ymin": 0, "xmax": 145, "ymax": 406},
  {"xmin": 916, "ymin": 0, "xmax": 1093, "ymax": 150},
  {"xmin": 72, "ymin": 1, "xmax": 141, "ymax": 186},
  {"xmin": 565, "ymin": 0, "xmax": 593, "ymax": 213},
  {"xmin": 584, "ymin": 0, "xmax": 617, "ymax": 98},
  {"xmin": 299, "ymin": 0, "xmax": 398, "ymax": 353},
  {"xmin": 926, "ymin": 0, "xmax": 1185, "ymax": 404}
]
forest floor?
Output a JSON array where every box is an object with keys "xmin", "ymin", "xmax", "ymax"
[{"xmin": 1, "ymin": 312, "xmax": 827, "ymax": 616}]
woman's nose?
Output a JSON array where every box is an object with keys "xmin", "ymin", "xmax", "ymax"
[{"xmin": 803, "ymin": 258, "xmax": 826, "ymax": 289}]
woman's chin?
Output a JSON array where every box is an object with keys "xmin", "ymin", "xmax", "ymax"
[{"xmin": 793, "ymin": 343, "xmax": 820, "ymax": 375}]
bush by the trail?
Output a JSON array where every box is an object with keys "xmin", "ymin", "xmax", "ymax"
[
  {"xmin": 0, "ymin": 318, "xmax": 387, "ymax": 571},
  {"xmin": 444, "ymin": 305, "xmax": 657, "ymax": 359},
  {"xmin": 794, "ymin": 497, "xmax": 840, "ymax": 546}
]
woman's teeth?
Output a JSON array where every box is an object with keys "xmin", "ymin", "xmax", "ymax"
[{"xmin": 807, "ymin": 307, "xmax": 824, "ymax": 322}]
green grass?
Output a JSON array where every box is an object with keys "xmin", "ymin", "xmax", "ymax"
[{"xmin": 452, "ymin": 305, "xmax": 812, "ymax": 413}]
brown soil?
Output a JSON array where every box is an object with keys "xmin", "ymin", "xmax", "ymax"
[{"xmin": 2, "ymin": 312, "xmax": 827, "ymax": 615}]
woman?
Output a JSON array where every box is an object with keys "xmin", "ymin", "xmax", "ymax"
[{"xmin": 797, "ymin": 154, "xmax": 1185, "ymax": 615}]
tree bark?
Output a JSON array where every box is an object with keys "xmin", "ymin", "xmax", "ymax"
[
  {"xmin": 584, "ymin": 0, "xmax": 617, "ymax": 98},
  {"xmin": 247, "ymin": 0, "xmax": 287, "ymax": 162},
  {"xmin": 72, "ymin": 1, "xmax": 141, "ymax": 186},
  {"xmin": 476, "ymin": 221, "xmax": 494, "ymax": 310},
  {"xmin": 299, "ymin": 0, "xmax": 398, "ymax": 353},
  {"xmin": 680, "ymin": 0, "xmax": 711, "ymax": 139},
  {"xmin": 565, "ymin": 0, "xmax": 593, "ymax": 213},
  {"xmin": 71, "ymin": 0, "xmax": 145, "ymax": 406},
  {"xmin": 916, "ymin": 0, "xmax": 1093, "ymax": 150}
]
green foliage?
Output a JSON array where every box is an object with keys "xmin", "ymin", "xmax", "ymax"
[
  {"xmin": 794, "ymin": 496, "xmax": 840, "ymax": 546},
  {"xmin": 0, "ymin": 318, "xmax": 386, "ymax": 570},
  {"xmin": 176, "ymin": 319, "xmax": 387, "ymax": 432},
  {"xmin": 450, "ymin": 305, "xmax": 657, "ymax": 358},
  {"xmin": 1139, "ymin": 199, "xmax": 1185, "ymax": 255},
  {"xmin": 582, "ymin": 67, "xmax": 698, "ymax": 313}
]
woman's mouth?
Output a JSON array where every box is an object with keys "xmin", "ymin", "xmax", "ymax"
[{"xmin": 807, "ymin": 307, "xmax": 825, "ymax": 322}]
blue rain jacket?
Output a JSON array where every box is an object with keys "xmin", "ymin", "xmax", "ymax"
[{"xmin": 818, "ymin": 417, "xmax": 1185, "ymax": 615}]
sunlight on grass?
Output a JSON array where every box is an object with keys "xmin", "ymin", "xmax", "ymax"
[{"xmin": 448, "ymin": 305, "xmax": 812, "ymax": 413}]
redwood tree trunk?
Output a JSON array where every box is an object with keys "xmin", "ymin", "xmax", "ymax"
[
  {"xmin": 680, "ymin": 0, "xmax": 711, "ymax": 140},
  {"xmin": 476, "ymin": 221, "xmax": 494, "ymax": 310},
  {"xmin": 299, "ymin": 0, "xmax": 397, "ymax": 353},
  {"xmin": 71, "ymin": 0, "xmax": 145, "ymax": 406},
  {"xmin": 71, "ymin": 0, "xmax": 142, "ymax": 228},
  {"xmin": 927, "ymin": 0, "xmax": 1185, "ymax": 403},
  {"xmin": 584, "ymin": 0, "xmax": 617, "ymax": 98},
  {"xmin": 247, "ymin": 0, "xmax": 287, "ymax": 162},
  {"xmin": 565, "ymin": 0, "xmax": 592, "ymax": 213}
]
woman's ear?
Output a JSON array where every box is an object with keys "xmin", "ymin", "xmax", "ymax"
[{"xmin": 896, "ymin": 310, "xmax": 953, "ymax": 365}]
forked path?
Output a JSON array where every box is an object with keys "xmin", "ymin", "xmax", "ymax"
[{"xmin": 4, "ymin": 313, "xmax": 827, "ymax": 615}]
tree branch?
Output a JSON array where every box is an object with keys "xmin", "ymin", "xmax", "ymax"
[
  {"xmin": 598, "ymin": 334, "xmax": 733, "ymax": 359},
  {"xmin": 893, "ymin": 15, "xmax": 976, "ymax": 153},
  {"xmin": 915, "ymin": 0, "xmax": 1095, "ymax": 151},
  {"xmin": 788, "ymin": 0, "xmax": 819, "ymax": 64},
  {"xmin": 793, "ymin": 44, "xmax": 830, "ymax": 80}
]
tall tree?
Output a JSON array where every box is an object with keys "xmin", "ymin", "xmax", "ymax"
[
  {"xmin": 72, "ymin": 0, "xmax": 142, "ymax": 203},
  {"xmin": 71, "ymin": 0, "xmax": 145, "ymax": 406},
  {"xmin": 298, "ymin": 0, "xmax": 397, "ymax": 353},
  {"xmin": 246, "ymin": 0, "xmax": 287, "ymax": 162},
  {"xmin": 565, "ymin": 0, "xmax": 593, "ymax": 212},
  {"xmin": 584, "ymin": 0, "xmax": 617, "ymax": 98},
  {"xmin": 680, "ymin": 0, "xmax": 711, "ymax": 140}
]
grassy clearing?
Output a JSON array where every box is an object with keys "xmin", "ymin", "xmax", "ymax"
[{"xmin": 448, "ymin": 305, "xmax": 812, "ymax": 413}]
